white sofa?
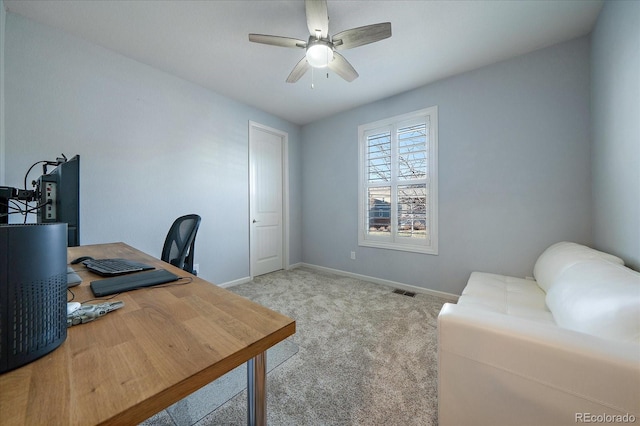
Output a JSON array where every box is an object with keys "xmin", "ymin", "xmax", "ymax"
[{"xmin": 438, "ymin": 242, "xmax": 640, "ymax": 426}]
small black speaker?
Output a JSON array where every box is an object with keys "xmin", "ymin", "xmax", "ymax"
[{"xmin": 0, "ymin": 223, "xmax": 68, "ymax": 373}]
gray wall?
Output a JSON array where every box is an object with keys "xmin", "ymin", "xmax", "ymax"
[
  {"xmin": 302, "ymin": 37, "xmax": 592, "ymax": 295},
  {"xmin": 3, "ymin": 13, "xmax": 302, "ymax": 285},
  {"xmin": 591, "ymin": 0, "xmax": 640, "ymax": 270},
  {"xmin": 3, "ymin": 4, "xmax": 637, "ymax": 295}
]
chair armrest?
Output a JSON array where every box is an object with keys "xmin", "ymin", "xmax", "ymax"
[{"xmin": 438, "ymin": 303, "xmax": 640, "ymax": 426}]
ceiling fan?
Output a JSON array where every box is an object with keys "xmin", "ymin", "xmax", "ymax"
[{"xmin": 249, "ymin": 0, "xmax": 391, "ymax": 83}]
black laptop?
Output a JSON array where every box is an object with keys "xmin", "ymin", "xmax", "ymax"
[{"xmin": 83, "ymin": 258, "xmax": 155, "ymax": 276}]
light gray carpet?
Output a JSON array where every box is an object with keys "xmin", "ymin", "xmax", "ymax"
[
  {"xmin": 142, "ymin": 339, "xmax": 299, "ymax": 426},
  {"xmin": 143, "ymin": 267, "xmax": 447, "ymax": 425}
]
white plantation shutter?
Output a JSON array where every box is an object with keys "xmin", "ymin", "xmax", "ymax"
[{"xmin": 358, "ymin": 107, "xmax": 438, "ymax": 255}]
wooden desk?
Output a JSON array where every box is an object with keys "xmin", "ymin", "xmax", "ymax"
[{"xmin": 0, "ymin": 242, "xmax": 295, "ymax": 425}]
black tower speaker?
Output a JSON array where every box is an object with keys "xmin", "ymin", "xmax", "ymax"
[{"xmin": 0, "ymin": 223, "xmax": 68, "ymax": 373}]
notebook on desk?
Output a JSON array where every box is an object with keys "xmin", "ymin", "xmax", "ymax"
[{"xmin": 90, "ymin": 269, "xmax": 180, "ymax": 297}]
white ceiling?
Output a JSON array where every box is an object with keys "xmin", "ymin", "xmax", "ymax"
[{"xmin": 5, "ymin": 0, "xmax": 603, "ymax": 125}]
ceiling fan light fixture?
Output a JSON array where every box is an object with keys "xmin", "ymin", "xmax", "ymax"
[
  {"xmin": 249, "ymin": 0, "xmax": 391, "ymax": 83},
  {"xmin": 306, "ymin": 42, "xmax": 333, "ymax": 68}
]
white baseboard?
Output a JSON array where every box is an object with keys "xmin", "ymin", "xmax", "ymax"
[
  {"xmin": 287, "ymin": 262, "xmax": 303, "ymax": 270},
  {"xmin": 220, "ymin": 263, "xmax": 303, "ymax": 287},
  {"xmin": 300, "ymin": 263, "xmax": 459, "ymax": 302},
  {"xmin": 218, "ymin": 263, "xmax": 459, "ymax": 302},
  {"xmin": 218, "ymin": 276, "xmax": 252, "ymax": 288}
]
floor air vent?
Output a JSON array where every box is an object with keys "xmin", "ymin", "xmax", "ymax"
[{"xmin": 392, "ymin": 289, "xmax": 416, "ymax": 297}]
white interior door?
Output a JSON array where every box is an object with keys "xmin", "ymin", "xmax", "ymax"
[{"xmin": 249, "ymin": 122, "xmax": 287, "ymax": 277}]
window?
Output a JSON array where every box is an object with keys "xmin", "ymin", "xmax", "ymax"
[{"xmin": 358, "ymin": 106, "xmax": 438, "ymax": 254}]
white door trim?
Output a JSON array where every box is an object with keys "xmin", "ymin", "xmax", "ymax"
[{"xmin": 248, "ymin": 121, "xmax": 289, "ymax": 279}]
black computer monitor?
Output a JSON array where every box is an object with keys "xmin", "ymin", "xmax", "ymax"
[{"xmin": 37, "ymin": 155, "xmax": 80, "ymax": 246}]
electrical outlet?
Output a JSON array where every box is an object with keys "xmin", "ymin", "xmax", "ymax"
[{"xmin": 350, "ymin": 251, "xmax": 356, "ymax": 260}]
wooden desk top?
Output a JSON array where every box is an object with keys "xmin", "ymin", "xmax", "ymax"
[{"xmin": 0, "ymin": 242, "xmax": 295, "ymax": 425}]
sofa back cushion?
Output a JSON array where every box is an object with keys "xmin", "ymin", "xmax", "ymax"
[
  {"xmin": 545, "ymin": 260, "xmax": 640, "ymax": 342},
  {"xmin": 533, "ymin": 242, "xmax": 624, "ymax": 293}
]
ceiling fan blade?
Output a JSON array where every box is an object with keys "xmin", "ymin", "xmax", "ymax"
[
  {"xmin": 286, "ymin": 57, "xmax": 311, "ymax": 83},
  {"xmin": 328, "ymin": 52, "xmax": 359, "ymax": 82},
  {"xmin": 305, "ymin": 0, "xmax": 329, "ymax": 38},
  {"xmin": 249, "ymin": 34, "xmax": 306, "ymax": 48},
  {"xmin": 333, "ymin": 22, "xmax": 392, "ymax": 50}
]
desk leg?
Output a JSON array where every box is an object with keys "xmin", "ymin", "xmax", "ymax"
[{"xmin": 247, "ymin": 351, "xmax": 266, "ymax": 426}]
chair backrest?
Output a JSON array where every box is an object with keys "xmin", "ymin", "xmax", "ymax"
[{"xmin": 161, "ymin": 214, "xmax": 201, "ymax": 274}]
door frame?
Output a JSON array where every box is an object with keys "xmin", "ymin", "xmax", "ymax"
[{"xmin": 248, "ymin": 121, "xmax": 289, "ymax": 279}]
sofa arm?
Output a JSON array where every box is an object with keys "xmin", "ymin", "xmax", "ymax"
[{"xmin": 438, "ymin": 303, "xmax": 640, "ymax": 426}]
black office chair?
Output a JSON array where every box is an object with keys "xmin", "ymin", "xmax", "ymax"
[{"xmin": 161, "ymin": 214, "xmax": 201, "ymax": 275}]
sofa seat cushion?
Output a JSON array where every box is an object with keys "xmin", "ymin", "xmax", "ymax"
[
  {"xmin": 459, "ymin": 272, "xmax": 555, "ymax": 324},
  {"xmin": 546, "ymin": 260, "xmax": 640, "ymax": 343}
]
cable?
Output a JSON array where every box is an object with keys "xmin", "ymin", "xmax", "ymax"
[
  {"xmin": 2, "ymin": 155, "xmax": 65, "ymax": 222},
  {"xmin": 23, "ymin": 154, "xmax": 68, "ymax": 190},
  {"xmin": 21, "ymin": 199, "xmax": 50, "ymax": 215},
  {"xmin": 0, "ymin": 199, "xmax": 51, "ymax": 220},
  {"xmin": 80, "ymin": 292, "xmax": 123, "ymax": 305},
  {"xmin": 23, "ymin": 160, "xmax": 48, "ymax": 190},
  {"xmin": 0, "ymin": 199, "xmax": 29, "ymax": 221},
  {"xmin": 160, "ymin": 276, "xmax": 194, "ymax": 287}
]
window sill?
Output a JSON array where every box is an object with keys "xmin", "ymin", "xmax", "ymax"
[{"xmin": 358, "ymin": 239, "xmax": 438, "ymax": 255}]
